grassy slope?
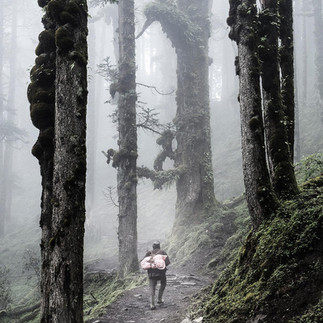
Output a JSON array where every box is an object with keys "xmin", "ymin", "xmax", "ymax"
[{"xmin": 199, "ymin": 166, "xmax": 323, "ymax": 321}]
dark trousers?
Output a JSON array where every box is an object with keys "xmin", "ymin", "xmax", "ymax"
[{"xmin": 149, "ymin": 275, "xmax": 166, "ymax": 306}]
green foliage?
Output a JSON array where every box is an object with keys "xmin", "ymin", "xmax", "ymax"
[
  {"xmin": 137, "ymin": 166, "xmax": 184, "ymax": 190},
  {"xmin": 143, "ymin": 1, "xmax": 203, "ymax": 49}
]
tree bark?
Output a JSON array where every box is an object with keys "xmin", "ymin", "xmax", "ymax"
[
  {"xmin": 117, "ymin": 0, "xmax": 139, "ymax": 277},
  {"xmin": 228, "ymin": 0, "xmax": 278, "ymax": 228},
  {"xmin": 259, "ymin": 0, "xmax": 298, "ymax": 198},
  {"xmin": 29, "ymin": 0, "xmax": 88, "ymax": 321},
  {"xmin": 28, "ymin": 1, "xmax": 56, "ymax": 318},
  {"xmin": 140, "ymin": 0, "xmax": 216, "ymax": 225},
  {"xmin": 50, "ymin": 0, "xmax": 88, "ymax": 320},
  {"xmin": 174, "ymin": 0, "xmax": 216, "ymax": 222},
  {"xmin": 279, "ymin": 0, "xmax": 295, "ymax": 161}
]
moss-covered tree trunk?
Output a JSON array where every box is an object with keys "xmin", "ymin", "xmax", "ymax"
[
  {"xmin": 259, "ymin": 0, "xmax": 298, "ymax": 199},
  {"xmin": 28, "ymin": 1, "xmax": 56, "ymax": 319},
  {"xmin": 174, "ymin": 0, "xmax": 215, "ymax": 223},
  {"xmin": 117, "ymin": 0, "xmax": 139, "ymax": 277},
  {"xmin": 139, "ymin": 0, "xmax": 216, "ymax": 226},
  {"xmin": 228, "ymin": 0, "xmax": 278, "ymax": 228},
  {"xmin": 279, "ymin": 0, "xmax": 295, "ymax": 161},
  {"xmin": 312, "ymin": 0, "xmax": 323, "ymax": 123},
  {"xmin": 28, "ymin": 0, "xmax": 88, "ymax": 321}
]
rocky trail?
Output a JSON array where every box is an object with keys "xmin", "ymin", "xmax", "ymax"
[{"xmin": 88, "ymin": 269, "xmax": 212, "ymax": 323}]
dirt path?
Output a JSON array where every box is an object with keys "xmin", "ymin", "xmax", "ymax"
[{"xmin": 88, "ymin": 269, "xmax": 212, "ymax": 323}]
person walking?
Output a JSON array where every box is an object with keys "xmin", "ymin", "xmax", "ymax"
[{"xmin": 143, "ymin": 241, "xmax": 170, "ymax": 310}]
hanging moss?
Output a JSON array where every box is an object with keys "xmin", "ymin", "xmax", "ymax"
[{"xmin": 142, "ymin": 1, "xmax": 203, "ymax": 50}]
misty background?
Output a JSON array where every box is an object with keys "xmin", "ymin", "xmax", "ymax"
[{"xmin": 0, "ymin": 0, "xmax": 322, "ymax": 303}]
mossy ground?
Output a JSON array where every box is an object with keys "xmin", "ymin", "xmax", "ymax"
[
  {"xmin": 195, "ymin": 160, "xmax": 323, "ymax": 322},
  {"xmin": 83, "ymin": 272, "xmax": 146, "ymax": 322}
]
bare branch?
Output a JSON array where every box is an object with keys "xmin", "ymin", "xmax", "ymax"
[
  {"xmin": 103, "ymin": 186, "xmax": 119, "ymax": 208},
  {"xmin": 137, "ymin": 82, "xmax": 175, "ymax": 96},
  {"xmin": 136, "ymin": 18, "xmax": 155, "ymax": 39}
]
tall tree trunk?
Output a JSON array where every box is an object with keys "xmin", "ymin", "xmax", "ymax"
[
  {"xmin": 29, "ymin": 0, "xmax": 88, "ymax": 321},
  {"xmin": 137, "ymin": 0, "xmax": 217, "ymax": 231},
  {"xmin": 50, "ymin": 0, "xmax": 88, "ymax": 320},
  {"xmin": 279, "ymin": 0, "xmax": 295, "ymax": 161},
  {"xmin": 259, "ymin": 0, "xmax": 298, "ymax": 198},
  {"xmin": 174, "ymin": 0, "xmax": 216, "ymax": 224},
  {"xmin": 117, "ymin": 0, "xmax": 139, "ymax": 277},
  {"xmin": 0, "ymin": 3, "xmax": 4, "ymax": 238},
  {"xmin": 28, "ymin": 1, "xmax": 56, "ymax": 319},
  {"xmin": 312, "ymin": 0, "xmax": 323, "ymax": 123},
  {"xmin": 228, "ymin": 0, "xmax": 278, "ymax": 228}
]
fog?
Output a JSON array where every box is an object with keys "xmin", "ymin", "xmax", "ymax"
[{"xmin": 0, "ymin": 0, "xmax": 322, "ymax": 282}]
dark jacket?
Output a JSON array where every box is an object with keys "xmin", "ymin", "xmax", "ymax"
[{"xmin": 145, "ymin": 248, "xmax": 170, "ymax": 279}]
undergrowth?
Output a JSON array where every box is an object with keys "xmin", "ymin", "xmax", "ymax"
[
  {"xmin": 196, "ymin": 161, "xmax": 323, "ymax": 322},
  {"xmin": 84, "ymin": 272, "xmax": 146, "ymax": 322}
]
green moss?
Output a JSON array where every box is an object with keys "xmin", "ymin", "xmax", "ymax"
[
  {"xmin": 55, "ymin": 26, "xmax": 74, "ymax": 52},
  {"xmin": 143, "ymin": 2, "xmax": 203, "ymax": 49},
  {"xmin": 47, "ymin": 0, "xmax": 65, "ymax": 20},
  {"xmin": 30, "ymin": 102, "xmax": 54, "ymax": 130},
  {"xmin": 27, "ymin": 82, "xmax": 38, "ymax": 104},
  {"xmin": 66, "ymin": 1, "xmax": 82, "ymax": 17},
  {"xmin": 59, "ymin": 11, "xmax": 78, "ymax": 25},
  {"xmin": 38, "ymin": 30, "xmax": 55, "ymax": 52},
  {"xmin": 33, "ymin": 88, "xmax": 55, "ymax": 104},
  {"xmin": 38, "ymin": 127, "xmax": 54, "ymax": 148},
  {"xmin": 38, "ymin": 0, "xmax": 49, "ymax": 8},
  {"xmin": 31, "ymin": 140, "xmax": 43, "ymax": 159},
  {"xmin": 83, "ymin": 272, "xmax": 146, "ymax": 322},
  {"xmin": 68, "ymin": 50, "xmax": 87, "ymax": 66},
  {"xmin": 35, "ymin": 53, "xmax": 50, "ymax": 67},
  {"xmin": 296, "ymin": 153, "xmax": 323, "ymax": 184},
  {"xmin": 202, "ymin": 182, "xmax": 323, "ymax": 322}
]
